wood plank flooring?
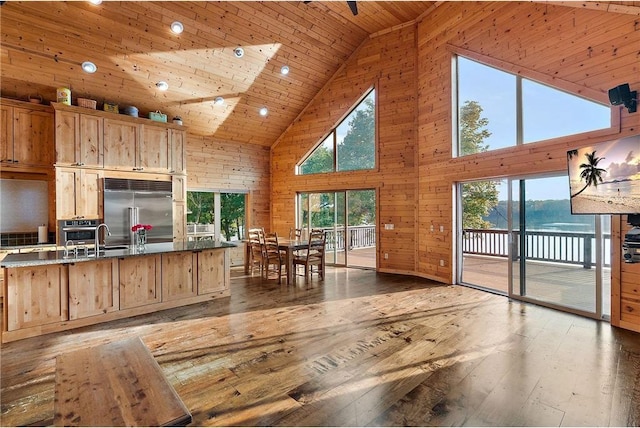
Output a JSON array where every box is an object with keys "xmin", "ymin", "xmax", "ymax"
[{"xmin": 1, "ymin": 267, "xmax": 639, "ymax": 426}]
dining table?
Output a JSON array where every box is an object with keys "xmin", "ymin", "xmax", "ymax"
[{"xmin": 244, "ymin": 237, "xmax": 308, "ymax": 285}]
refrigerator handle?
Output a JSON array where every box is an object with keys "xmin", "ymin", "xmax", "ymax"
[{"xmin": 129, "ymin": 207, "xmax": 139, "ymax": 245}]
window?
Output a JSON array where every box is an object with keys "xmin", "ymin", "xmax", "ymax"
[
  {"xmin": 186, "ymin": 191, "xmax": 246, "ymax": 242},
  {"xmin": 456, "ymin": 56, "xmax": 611, "ymax": 156},
  {"xmin": 299, "ymin": 88, "xmax": 376, "ymax": 174}
]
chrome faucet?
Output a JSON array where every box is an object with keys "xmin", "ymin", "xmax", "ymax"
[{"xmin": 95, "ymin": 223, "xmax": 111, "ymax": 254}]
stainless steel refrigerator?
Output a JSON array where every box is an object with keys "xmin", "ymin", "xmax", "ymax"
[{"xmin": 103, "ymin": 178, "xmax": 173, "ymax": 245}]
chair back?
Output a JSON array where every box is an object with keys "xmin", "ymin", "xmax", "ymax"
[
  {"xmin": 248, "ymin": 228, "xmax": 265, "ymax": 257},
  {"xmin": 307, "ymin": 229, "xmax": 326, "ymax": 257},
  {"xmin": 264, "ymin": 232, "xmax": 281, "ymax": 262},
  {"xmin": 290, "ymin": 227, "xmax": 303, "ymax": 240}
]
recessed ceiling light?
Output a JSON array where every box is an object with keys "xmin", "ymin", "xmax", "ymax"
[
  {"xmin": 214, "ymin": 97, "xmax": 224, "ymax": 105},
  {"xmin": 233, "ymin": 47, "xmax": 244, "ymax": 58},
  {"xmin": 281, "ymin": 65, "xmax": 290, "ymax": 75},
  {"xmin": 259, "ymin": 107, "xmax": 268, "ymax": 116},
  {"xmin": 88, "ymin": 0, "xmax": 102, "ymax": 4},
  {"xmin": 81, "ymin": 61, "xmax": 97, "ymax": 73},
  {"xmin": 156, "ymin": 81, "xmax": 169, "ymax": 91},
  {"xmin": 170, "ymin": 21, "xmax": 184, "ymax": 34}
]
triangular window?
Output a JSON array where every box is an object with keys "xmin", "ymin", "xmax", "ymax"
[{"xmin": 299, "ymin": 89, "xmax": 376, "ymax": 174}]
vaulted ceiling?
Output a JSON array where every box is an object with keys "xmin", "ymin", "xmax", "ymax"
[{"xmin": 0, "ymin": 1, "xmax": 436, "ymax": 147}]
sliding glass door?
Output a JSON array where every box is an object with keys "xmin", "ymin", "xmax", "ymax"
[
  {"xmin": 297, "ymin": 190, "xmax": 376, "ymax": 268},
  {"xmin": 458, "ymin": 175, "xmax": 611, "ymax": 318}
]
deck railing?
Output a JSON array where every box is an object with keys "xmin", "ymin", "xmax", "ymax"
[
  {"xmin": 319, "ymin": 225, "xmax": 376, "ymax": 251},
  {"xmin": 462, "ymin": 228, "xmax": 611, "ymax": 268}
]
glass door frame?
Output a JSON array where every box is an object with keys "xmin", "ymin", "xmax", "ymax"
[
  {"xmin": 456, "ymin": 174, "xmax": 609, "ymax": 320},
  {"xmin": 296, "ymin": 189, "xmax": 377, "ymax": 269}
]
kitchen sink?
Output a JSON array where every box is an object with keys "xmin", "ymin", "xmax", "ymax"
[{"xmin": 103, "ymin": 245, "xmax": 129, "ymax": 250}]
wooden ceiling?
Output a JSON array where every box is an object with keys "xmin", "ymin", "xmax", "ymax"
[{"xmin": 0, "ymin": 1, "xmax": 435, "ymax": 147}]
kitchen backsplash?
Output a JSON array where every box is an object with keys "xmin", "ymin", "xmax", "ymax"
[
  {"xmin": 0, "ymin": 179, "xmax": 48, "ymax": 234},
  {"xmin": 1, "ymin": 232, "xmax": 55, "ymax": 247}
]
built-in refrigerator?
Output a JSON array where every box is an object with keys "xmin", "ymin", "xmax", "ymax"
[{"xmin": 103, "ymin": 178, "xmax": 173, "ymax": 245}]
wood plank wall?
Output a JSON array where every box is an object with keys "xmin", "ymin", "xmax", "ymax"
[
  {"xmin": 186, "ymin": 135, "xmax": 270, "ymax": 264},
  {"xmin": 270, "ymin": 2, "xmax": 640, "ymax": 330},
  {"xmin": 271, "ymin": 24, "xmax": 418, "ymax": 273}
]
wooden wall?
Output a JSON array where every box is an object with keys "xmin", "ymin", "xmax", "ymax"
[
  {"xmin": 186, "ymin": 135, "xmax": 270, "ymax": 265},
  {"xmin": 270, "ymin": 2, "xmax": 640, "ymax": 330},
  {"xmin": 271, "ymin": 24, "xmax": 418, "ymax": 273}
]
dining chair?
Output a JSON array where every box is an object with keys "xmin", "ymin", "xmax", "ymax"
[
  {"xmin": 289, "ymin": 227, "xmax": 303, "ymax": 240},
  {"xmin": 263, "ymin": 232, "xmax": 287, "ymax": 284},
  {"xmin": 293, "ymin": 229, "xmax": 326, "ymax": 282},
  {"xmin": 248, "ymin": 228, "xmax": 265, "ymax": 277}
]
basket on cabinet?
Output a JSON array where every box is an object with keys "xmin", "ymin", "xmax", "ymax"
[{"xmin": 77, "ymin": 98, "xmax": 97, "ymax": 109}]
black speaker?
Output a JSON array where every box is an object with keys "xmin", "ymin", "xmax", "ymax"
[{"xmin": 608, "ymin": 83, "xmax": 637, "ymax": 113}]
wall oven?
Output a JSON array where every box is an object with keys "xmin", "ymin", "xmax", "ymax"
[{"xmin": 58, "ymin": 219, "xmax": 100, "ymax": 245}]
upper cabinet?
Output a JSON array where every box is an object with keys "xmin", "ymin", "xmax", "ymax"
[
  {"xmin": 56, "ymin": 110, "xmax": 103, "ymax": 167},
  {"xmin": 52, "ymin": 103, "xmax": 185, "ymax": 175},
  {"xmin": 1, "ymin": 100, "xmax": 54, "ymax": 169}
]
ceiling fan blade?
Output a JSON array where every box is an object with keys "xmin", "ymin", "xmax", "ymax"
[{"xmin": 347, "ymin": 0, "xmax": 358, "ymax": 15}]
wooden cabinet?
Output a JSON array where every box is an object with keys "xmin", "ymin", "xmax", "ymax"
[
  {"xmin": 5, "ymin": 264, "xmax": 68, "ymax": 331},
  {"xmin": 68, "ymin": 259, "xmax": 119, "ymax": 319},
  {"xmin": 170, "ymin": 129, "xmax": 186, "ymax": 174},
  {"xmin": 56, "ymin": 167, "xmax": 103, "ymax": 220},
  {"xmin": 161, "ymin": 252, "xmax": 196, "ymax": 301},
  {"xmin": 172, "ymin": 175, "xmax": 187, "ymax": 242},
  {"xmin": 104, "ymin": 118, "xmax": 139, "ymax": 170},
  {"xmin": 119, "ymin": 254, "xmax": 161, "ymax": 309},
  {"xmin": 197, "ymin": 249, "xmax": 228, "ymax": 295},
  {"xmin": 55, "ymin": 110, "xmax": 103, "ymax": 167},
  {"xmin": 140, "ymin": 124, "xmax": 170, "ymax": 172},
  {"xmin": 1, "ymin": 102, "xmax": 54, "ymax": 168}
]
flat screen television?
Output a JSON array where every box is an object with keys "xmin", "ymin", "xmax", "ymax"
[{"xmin": 567, "ymin": 134, "xmax": 640, "ymax": 215}]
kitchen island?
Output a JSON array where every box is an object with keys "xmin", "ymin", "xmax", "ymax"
[{"xmin": 1, "ymin": 240, "xmax": 235, "ymax": 343}]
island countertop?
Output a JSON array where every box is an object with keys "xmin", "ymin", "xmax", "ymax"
[{"xmin": 1, "ymin": 240, "xmax": 236, "ymax": 268}]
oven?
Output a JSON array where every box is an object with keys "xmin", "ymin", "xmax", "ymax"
[{"xmin": 58, "ymin": 219, "xmax": 100, "ymax": 245}]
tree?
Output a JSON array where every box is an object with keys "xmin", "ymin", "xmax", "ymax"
[
  {"xmin": 337, "ymin": 93, "xmax": 375, "ymax": 171},
  {"xmin": 220, "ymin": 193, "xmax": 245, "ymax": 240},
  {"xmin": 459, "ymin": 100, "xmax": 499, "ymax": 229},
  {"xmin": 570, "ymin": 150, "xmax": 607, "ymax": 198},
  {"xmin": 187, "ymin": 191, "xmax": 214, "ymax": 224}
]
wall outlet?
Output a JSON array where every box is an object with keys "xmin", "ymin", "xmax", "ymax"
[
  {"xmin": 430, "ymin": 225, "xmax": 434, "ymax": 232},
  {"xmin": 439, "ymin": 225, "xmax": 444, "ymax": 232},
  {"xmin": 439, "ymin": 259, "xmax": 445, "ymax": 267},
  {"xmin": 384, "ymin": 253, "xmax": 389, "ymax": 259},
  {"xmin": 384, "ymin": 224, "xmax": 394, "ymax": 230}
]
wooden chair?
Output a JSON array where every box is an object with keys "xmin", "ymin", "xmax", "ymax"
[
  {"xmin": 293, "ymin": 229, "xmax": 326, "ymax": 282},
  {"xmin": 263, "ymin": 232, "xmax": 287, "ymax": 284},
  {"xmin": 289, "ymin": 227, "xmax": 303, "ymax": 240},
  {"xmin": 248, "ymin": 228, "xmax": 265, "ymax": 277}
]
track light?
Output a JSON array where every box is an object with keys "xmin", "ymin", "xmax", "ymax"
[
  {"xmin": 608, "ymin": 83, "xmax": 637, "ymax": 113},
  {"xmin": 170, "ymin": 21, "xmax": 184, "ymax": 34},
  {"xmin": 81, "ymin": 61, "xmax": 97, "ymax": 73},
  {"xmin": 155, "ymin": 81, "xmax": 169, "ymax": 91},
  {"xmin": 233, "ymin": 47, "xmax": 244, "ymax": 58}
]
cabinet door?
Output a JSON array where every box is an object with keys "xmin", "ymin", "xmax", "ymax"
[
  {"xmin": 172, "ymin": 175, "xmax": 186, "ymax": 202},
  {"xmin": 69, "ymin": 259, "xmax": 118, "ymax": 319},
  {"xmin": 56, "ymin": 168, "xmax": 78, "ymax": 219},
  {"xmin": 161, "ymin": 252, "xmax": 196, "ymax": 301},
  {"xmin": 140, "ymin": 125, "xmax": 170, "ymax": 172},
  {"xmin": 5, "ymin": 264, "xmax": 68, "ymax": 331},
  {"xmin": 1, "ymin": 105, "xmax": 14, "ymax": 163},
  {"xmin": 55, "ymin": 110, "xmax": 79, "ymax": 165},
  {"xmin": 56, "ymin": 168, "xmax": 103, "ymax": 220},
  {"xmin": 170, "ymin": 129, "xmax": 186, "ymax": 174},
  {"xmin": 119, "ymin": 254, "xmax": 161, "ymax": 309},
  {"xmin": 197, "ymin": 249, "xmax": 228, "ymax": 295},
  {"xmin": 173, "ymin": 200, "xmax": 186, "ymax": 242},
  {"xmin": 79, "ymin": 114, "xmax": 103, "ymax": 167},
  {"xmin": 13, "ymin": 108, "xmax": 54, "ymax": 166},
  {"xmin": 77, "ymin": 169, "xmax": 103, "ymax": 219},
  {"xmin": 104, "ymin": 119, "xmax": 138, "ymax": 169}
]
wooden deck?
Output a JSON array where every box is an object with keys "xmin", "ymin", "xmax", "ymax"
[
  {"xmin": 2, "ymin": 267, "xmax": 638, "ymax": 426},
  {"xmin": 462, "ymin": 255, "xmax": 611, "ymax": 314}
]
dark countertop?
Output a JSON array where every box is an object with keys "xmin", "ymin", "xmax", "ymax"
[{"xmin": 1, "ymin": 240, "xmax": 236, "ymax": 268}]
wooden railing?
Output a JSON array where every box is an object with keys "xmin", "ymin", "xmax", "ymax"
[{"xmin": 462, "ymin": 228, "xmax": 611, "ymax": 268}]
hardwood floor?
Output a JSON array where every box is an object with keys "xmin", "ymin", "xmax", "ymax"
[{"xmin": 1, "ymin": 267, "xmax": 639, "ymax": 426}]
